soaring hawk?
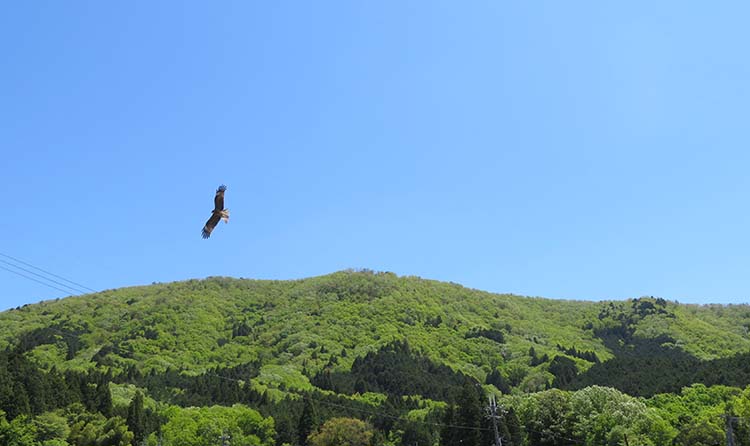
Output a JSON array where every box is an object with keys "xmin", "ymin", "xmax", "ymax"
[{"xmin": 202, "ymin": 185, "xmax": 229, "ymax": 239}]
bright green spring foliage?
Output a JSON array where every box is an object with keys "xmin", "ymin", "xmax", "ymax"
[
  {"xmin": 3, "ymin": 270, "xmax": 749, "ymax": 383},
  {"xmin": 156, "ymin": 405, "xmax": 275, "ymax": 446},
  {"xmin": 3, "ymin": 270, "xmax": 750, "ymax": 444}
]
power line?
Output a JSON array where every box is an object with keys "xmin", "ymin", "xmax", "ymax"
[
  {"xmin": 0, "ymin": 259, "xmax": 88, "ymax": 295},
  {"xmin": 0, "ymin": 252, "xmax": 96, "ymax": 293},
  {"xmin": 0, "ymin": 264, "xmax": 74, "ymax": 296},
  {"xmin": 522, "ymin": 425, "xmax": 580, "ymax": 445}
]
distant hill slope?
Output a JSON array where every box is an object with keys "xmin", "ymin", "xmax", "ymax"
[{"xmin": 2, "ymin": 270, "xmax": 750, "ymax": 397}]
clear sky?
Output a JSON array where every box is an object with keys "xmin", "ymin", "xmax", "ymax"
[{"xmin": 2, "ymin": 2, "xmax": 750, "ymax": 311}]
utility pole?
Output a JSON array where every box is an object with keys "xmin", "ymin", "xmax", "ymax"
[
  {"xmin": 725, "ymin": 415, "xmax": 737, "ymax": 446},
  {"xmin": 487, "ymin": 395, "xmax": 503, "ymax": 446}
]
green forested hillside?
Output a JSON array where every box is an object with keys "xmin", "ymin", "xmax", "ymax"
[{"xmin": 2, "ymin": 270, "xmax": 750, "ymax": 445}]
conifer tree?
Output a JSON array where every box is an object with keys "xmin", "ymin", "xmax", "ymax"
[
  {"xmin": 440, "ymin": 405, "xmax": 459, "ymax": 446},
  {"xmin": 298, "ymin": 397, "xmax": 316, "ymax": 446},
  {"xmin": 127, "ymin": 390, "xmax": 146, "ymax": 445},
  {"xmin": 505, "ymin": 407, "xmax": 523, "ymax": 446},
  {"xmin": 96, "ymin": 382, "xmax": 112, "ymax": 417},
  {"xmin": 455, "ymin": 382, "xmax": 483, "ymax": 446}
]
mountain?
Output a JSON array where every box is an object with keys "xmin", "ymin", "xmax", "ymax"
[{"xmin": 3, "ymin": 269, "xmax": 750, "ymax": 445}]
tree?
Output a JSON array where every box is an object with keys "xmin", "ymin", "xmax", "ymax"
[
  {"xmin": 159, "ymin": 405, "xmax": 275, "ymax": 446},
  {"xmin": 519, "ymin": 388, "xmax": 577, "ymax": 446},
  {"xmin": 298, "ymin": 398, "xmax": 316, "ymax": 446},
  {"xmin": 400, "ymin": 421, "xmax": 434, "ymax": 446},
  {"xmin": 549, "ymin": 356, "xmax": 578, "ymax": 388},
  {"xmin": 3, "ymin": 382, "xmax": 30, "ymax": 420},
  {"xmin": 126, "ymin": 391, "xmax": 146, "ymax": 445},
  {"xmin": 64, "ymin": 403, "xmax": 134, "ymax": 446},
  {"xmin": 0, "ymin": 413, "xmax": 37, "ymax": 446},
  {"xmin": 454, "ymin": 383, "xmax": 483, "ymax": 446},
  {"xmin": 95, "ymin": 383, "xmax": 113, "ymax": 417},
  {"xmin": 504, "ymin": 407, "xmax": 523, "ymax": 446},
  {"xmin": 440, "ymin": 405, "xmax": 461, "ymax": 446},
  {"xmin": 486, "ymin": 369, "xmax": 511, "ymax": 394},
  {"xmin": 33, "ymin": 412, "xmax": 70, "ymax": 444},
  {"xmin": 97, "ymin": 416, "xmax": 134, "ymax": 446},
  {"xmin": 308, "ymin": 417, "xmax": 373, "ymax": 446},
  {"xmin": 570, "ymin": 386, "xmax": 676, "ymax": 446},
  {"xmin": 673, "ymin": 418, "xmax": 724, "ymax": 446}
]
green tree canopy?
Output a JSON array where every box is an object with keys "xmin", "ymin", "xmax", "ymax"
[{"xmin": 308, "ymin": 417, "xmax": 373, "ymax": 446}]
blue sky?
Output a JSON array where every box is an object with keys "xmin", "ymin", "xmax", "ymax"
[{"xmin": 2, "ymin": 2, "xmax": 750, "ymax": 310}]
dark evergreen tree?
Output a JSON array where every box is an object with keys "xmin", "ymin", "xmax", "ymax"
[
  {"xmin": 455, "ymin": 382, "xmax": 483, "ymax": 446},
  {"xmin": 485, "ymin": 369, "xmax": 511, "ymax": 394},
  {"xmin": 95, "ymin": 382, "xmax": 113, "ymax": 417},
  {"xmin": 549, "ymin": 356, "xmax": 578, "ymax": 388},
  {"xmin": 311, "ymin": 340, "xmax": 475, "ymax": 400},
  {"xmin": 354, "ymin": 378, "xmax": 367, "ymax": 394},
  {"xmin": 127, "ymin": 390, "xmax": 146, "ymax": 445},
  {"xmin": 297, "ymin": 397, "xmax": 316, "ymax": 446},
  {"xmin": 529, "ymin": 347, "xmax": 537, "ymax": 364},
  {"xmin": 505, "ymin": 407, "xmax": 523, "ymax": 446},
  {"xmin": 440, "ymin": 405, "xmax": 461, "ymax": 446},
  {"xmin": 6, "ymin": 382, "xmax": 30, "ymax": 420},
  {"xmin": 400, "ymin": 422, "xmax": 433, "ymax": 446}
]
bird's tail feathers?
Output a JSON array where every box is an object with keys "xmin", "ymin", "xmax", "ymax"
[{"xmin": 221, "ymin": 209, "xmax": 230, "ymax": 223}]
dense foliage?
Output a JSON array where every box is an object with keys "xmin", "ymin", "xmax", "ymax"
[
  {"xmin": 2, "ymin": 270, "xmax": 750, "ymax": 444},
  {"xmin": 311, "ymin": 340, "xmax": 476, "ymax": 401}
]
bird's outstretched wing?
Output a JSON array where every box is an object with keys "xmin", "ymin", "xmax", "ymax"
[{"xmin": 202, "ymin": 213, "xmax": 222, "ymax": 239}]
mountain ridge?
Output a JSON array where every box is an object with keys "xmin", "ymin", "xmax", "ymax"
[
  {"xmin": 2, "ymin": 269, "xmax": 750, "ymax": 394},
  {"xmin": 4, "ymin": 270, "xmax": 750, "ymax": 445}
]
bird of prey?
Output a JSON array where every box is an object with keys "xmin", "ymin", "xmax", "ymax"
[{"xmin": 202, "ymin": 185, "xmax": 229, "ymax": 239}]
